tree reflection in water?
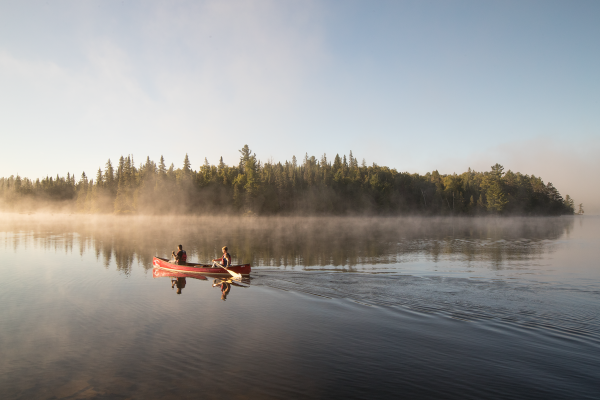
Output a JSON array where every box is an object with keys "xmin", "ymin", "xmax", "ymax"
[{"xmin": 1, "ymin": 214, "xmax": 575, "ymax": 274}]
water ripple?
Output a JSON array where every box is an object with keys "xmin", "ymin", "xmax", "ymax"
[{"xmin": 253, "ymin": 271, "xmax": 600, "ymax": 344}]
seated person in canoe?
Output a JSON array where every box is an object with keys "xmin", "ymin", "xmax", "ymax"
[
  {"xmin": 212, "ymin": 246, "xmax": 231, "ymax": 268},
  {"xmin": 172, "ymin": 245, "xmax": 187, "ymax": 265}
]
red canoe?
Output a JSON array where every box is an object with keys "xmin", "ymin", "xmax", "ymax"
[{"xmin": 152, "ymin": 256, "xmax": 251, "ymax": 275}]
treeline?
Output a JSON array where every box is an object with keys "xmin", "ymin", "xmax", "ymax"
[{"xmin": 0, "ymin": 145, "xmax": 578, "ymax": 215}]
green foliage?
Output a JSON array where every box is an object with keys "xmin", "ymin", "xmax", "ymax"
[
  {"xmin": 481, "ymin": 164, "xmax": 508, "ymax": 213},
  {"xmin": 114, "ymin": 156, "xmax": 136, "ymax": 214},
  {"xmin": 0, "ymin": 149, "xmax": 575, "ymax": 216}
]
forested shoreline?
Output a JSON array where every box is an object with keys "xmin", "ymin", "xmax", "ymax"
[{"xmin": 0, "ymin": 145, "xmax": 579, "ymax": 216}]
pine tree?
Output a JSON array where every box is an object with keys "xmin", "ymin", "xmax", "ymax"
[
  {"xmin": 564, "ymin": 194, "xmax": 575, "ymax": 214},
  {"xmin": 239, "ymin": 145, "xmax": 252, "ymax": 172},
  {"xmin": 104, "ymin": 160, "xmax": 115, "ymax": 193},
  {"xmin": 154, "ymin": 156, "xmax": 168, "ymax": 197},
  {"xmin": 115, "ymin": 156, "xmax": 125, "ymax": 184},
  {"xmin": 481, "ymin": 165, "xmax": 507, "ymax": 213},
  {"xmin": 158, "ymin": 156, "xmax": 167, "ymax": 176},
  {"xmin": 114, "ymin": 157, "xmax": 136, "ymax": 214},
  {"xmin": 76, "ymin": 172, "xmax": 89, "ymax": 212},
  {"xmin": 491, "ymin": 163, "xmax": 504, "ymax": 178},
  {"xmin": 332, "ymin": 154, "xmax": 342, "ymax": 173},
  {"xmin": 13, "ymin": 175, "xmax": 22, "ymax": 194},
  {"xmin": 349, "ymin": 150, "xmax": 358, "ymax": 169},
  {"xmin": 183, "ymin": 154, "xmax": 192, "ymax": 175},
  {"xmin": 243, "ymin": 152, "xmax": 259, "ymax": 212},
  {"xmin": 95, "ymin": 168, "xmax": 103, "ymax": 188},
  {"xmin": 198, "ymin": 157, "xmax": 212, "ymax": 186}
]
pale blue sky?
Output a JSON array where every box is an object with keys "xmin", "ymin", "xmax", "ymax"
[{"xmin": 1, "ymin": 1, "xmax": 599, "ymax": 211}]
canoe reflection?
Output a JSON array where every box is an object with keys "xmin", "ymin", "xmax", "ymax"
[
  {"xmin": 152, "ymin": 267, "xmax": 250, "ymax": 298},
  {"xmin": 152, "ymin": 267, "xmax": 208, "ymax": 295}
]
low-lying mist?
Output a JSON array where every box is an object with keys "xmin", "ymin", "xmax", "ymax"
[{"xmin": 1, "ymin": 213, "xmax": 575, "ymax": 274}]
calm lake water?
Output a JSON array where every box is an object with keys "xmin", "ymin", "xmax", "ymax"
[{"xmin": 0, "ymin": 214, "xmax": 598, "ymax": 399}]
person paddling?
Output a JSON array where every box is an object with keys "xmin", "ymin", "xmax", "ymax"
[
  {"xmin": 172, "ymin": 245, "xmax": 187, "ymax": 265},
  {"xmin": 212, "ymin": 246, "xmax": 231, "ymax": 269}
]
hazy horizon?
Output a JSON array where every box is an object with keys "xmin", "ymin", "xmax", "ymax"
[{"xmin": 1, "ymin": 1, "xmax": 598, "ymax": 213}]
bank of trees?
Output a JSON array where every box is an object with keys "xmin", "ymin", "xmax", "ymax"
[{"xmin": 0, "ymin": 145, "xmax": 576, "ymax": 215}]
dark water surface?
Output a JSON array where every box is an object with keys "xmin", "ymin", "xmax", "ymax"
[{"xmin": 0, "ymin": 215, "xmax": 599, "ymax": 399}]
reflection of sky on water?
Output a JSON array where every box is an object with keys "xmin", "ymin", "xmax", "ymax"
[
  {"xmin": 0, "ymin": 215, "xmax": 582, "ymax": 281},
  {"xmin": 1, "ymin": 215, "xmax": 599, "ymax": 399}
]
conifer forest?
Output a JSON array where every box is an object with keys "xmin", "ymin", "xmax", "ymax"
[{"xmin": 0, "ymin": 145, "xmax": 578, "ymax": 216}]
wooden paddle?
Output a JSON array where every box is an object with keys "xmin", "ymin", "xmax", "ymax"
[
  {"xmin": 222, "ymin": 265, "xmax": 242, "ymax": 280},
  {"xmin": 212, "ymin": 261, "xmax": 242, "ymax": 280}
]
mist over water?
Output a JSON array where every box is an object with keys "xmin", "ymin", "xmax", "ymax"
[
  {"xmin": 1, "ymin": 214, "xmax": 598, "ymax": 399},
  {"xmin": 2, "ymin": 214, "xmax": 576, "ymax": 272}
]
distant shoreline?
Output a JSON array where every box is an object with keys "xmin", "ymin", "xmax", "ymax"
[{"xmin": 0, "ymin": 147, "xmax": 578, "ymax": 217}]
